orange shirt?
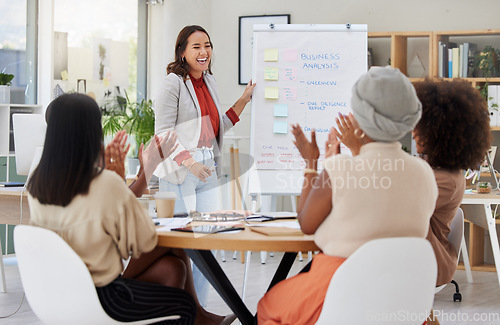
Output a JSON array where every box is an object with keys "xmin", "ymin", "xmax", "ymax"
[
  {"xmin": 173, "ymin": 75, "xmax": 239, "ymax": 165},
  {"xmin": 191, "ymin": 74, "xmax": 220, "ymax": 147}
]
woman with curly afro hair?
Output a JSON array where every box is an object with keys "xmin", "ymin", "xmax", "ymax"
[{"xmin": 412, "ymin": 78, "xmax": 491, "ymax": 286}]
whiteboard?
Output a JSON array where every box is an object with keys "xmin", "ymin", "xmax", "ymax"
[{"xmin": 248, "ymin": 24, "xmax": 367, "ymax": 195}]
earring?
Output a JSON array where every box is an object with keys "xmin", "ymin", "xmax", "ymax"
[
  {"xmin": 181, "ymin": 57, "xmax": 185, "ymax": 67},
  {"xmin": 354, "ymin": 128, "xmax": 366, "ymax": 139}
]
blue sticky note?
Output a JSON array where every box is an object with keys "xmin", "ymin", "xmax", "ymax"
[
  {"xmin": 273, "ymin": 121, "xmax": 288, "ymax": 134},
  {"xmin": 274, "ymin": 104, "xmax": 288, "ymax": 117}
]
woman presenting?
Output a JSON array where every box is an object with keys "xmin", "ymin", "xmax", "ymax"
[{"xmin": 154, "ymin": 25, "xmax": 255, "ymax": 305}]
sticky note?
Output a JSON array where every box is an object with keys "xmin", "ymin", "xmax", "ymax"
[
  {"xmin": 274, "ymin": 104, "xmax": 288, "ymax": 117},
  {"xmin": 264, "ymin": 48, "xmax": 279, "ymax": 62},
  {"xmin": 60, "ymin": 70, "xmax": 68, "ymax": 80},
  {"xmin": 273, "ymin": 121, "xmax": 288, "ymax": 134},
  {"xmin": 265, "ymin": 87, "xmax": 279, "ymax": 99},
  {"xmin": 283, "ymin": 48, "xmax": 298, "ymax": 62},
  {"xmin": 264, "ymin": 67, "xmax": 279, "ymax": 81}
]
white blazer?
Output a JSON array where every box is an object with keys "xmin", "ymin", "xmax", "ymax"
[{"xmin": 154, "ymin": 72, "xmax": 234, "ymax": 184}]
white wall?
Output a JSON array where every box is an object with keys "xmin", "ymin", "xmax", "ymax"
[{"xmin": 148, "ymin": 0, "xmax": 211, "ymax": 101}]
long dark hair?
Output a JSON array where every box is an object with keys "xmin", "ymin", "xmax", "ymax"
[
  {"xmin": 166, "ymin": 25, "xmax": 213, "ymax": 79},
  {"xmin": 28, "ymin": 93, "xmax": 104, "ymax": 206}
]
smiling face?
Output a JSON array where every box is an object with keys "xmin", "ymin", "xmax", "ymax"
[{"xmin": 182, "ymin": 31, "xmax": 212, "ymax": 79}]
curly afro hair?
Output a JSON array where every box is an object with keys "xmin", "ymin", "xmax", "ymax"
[{"xmin": 413, "ymin": 78, "xmax": 491, "ymax": 170}]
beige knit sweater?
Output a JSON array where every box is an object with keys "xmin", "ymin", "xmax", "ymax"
[
  {"xmin": 28, "ymin": 170, "xmax": 157, "ymax": 287},
  {"xmin": 315, "ymin": 142, "xmax": 438, "ymax": 258}
]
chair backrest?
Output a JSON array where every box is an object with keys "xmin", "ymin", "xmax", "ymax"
[
  {"xmin": 316, "ymin": 237, "xmax": 437, "ymax": 325},
  {"xmin": 448, "ymin": 207, "xmax": 464, "ymax": 258},
  {"xmin": 14, "ymin": 225, "xmax": 119, "ymax": 325},
  {"xmin": 14, "ymin": 225, "xmax": 180, "ymax": 325}
]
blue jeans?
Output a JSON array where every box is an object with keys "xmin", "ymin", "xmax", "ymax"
[{"xmin": 159, "ymin": 147, "xmax": 220, "ymax": 307}]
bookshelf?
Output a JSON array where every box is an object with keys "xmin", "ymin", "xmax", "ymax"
[
  {"xmin": 457, "ymin": 219, "xmax": 500, "ymax": 273},
  {"xmin": 368, "ymin": 31, "xmax": 432, "ymax": 79},
  {"xmin": 369, "ymin": 29, "xmax": 500, "ymax": 84}
]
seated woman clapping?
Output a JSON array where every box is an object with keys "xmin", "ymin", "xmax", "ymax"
[
  {"xmin": 337, "ymin": 78, "xmax": 492, "ymax": 287},
  {"xmin": 257, "ymin": 67, "xmax": 438, "ymax": 325},
  {"xmin": 27, "ymin": 93, "xmax": 232, "ymax": 325}
]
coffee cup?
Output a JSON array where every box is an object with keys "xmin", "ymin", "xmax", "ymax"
[{"xmin": 154, "ymin": 192, "xmax": 176, "ymax": 218}]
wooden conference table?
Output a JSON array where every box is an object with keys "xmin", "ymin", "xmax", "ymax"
[
  {"xmin": 157, "ymin": 224, "xmax": 319, "ymax": 325},
  {"xmin": 0, "ymin": 187, "xmax": 30, "ymax": 225}
]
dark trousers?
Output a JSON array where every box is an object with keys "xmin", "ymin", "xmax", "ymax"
[{"xmin": 96, "ymin": 276, "xmax": 196, "ymax": 325}]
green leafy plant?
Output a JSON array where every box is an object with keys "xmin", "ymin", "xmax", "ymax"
[
  {"xmin": 123, "ymin": 98, "xmax": 155, "ymax": 154},
  {"xmin": 0, "ymin": 72, "xmax": 14, "ymax": 86},
  {"xmin": 101, "ymin": 92, "xmax": 155, "ymax": 157},
  {"xmin": 475, "ymin": 46, "xmax": 500, "ymax": 78},
  {"xmin": 478, "ymin": 182, "xmax": 490, "ymax": 188}
]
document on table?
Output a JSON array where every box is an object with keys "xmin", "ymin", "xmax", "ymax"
[
  {"xmin": 247, "ymin": 220, "xmax": 303, "ymax": 236},
  {"xmin": 246, "ymin": 220, "xmax": 301, "ymax": 229},
  {"xmin": 156, "ymin": 217, "xmax": 192, "ymax": 231}
]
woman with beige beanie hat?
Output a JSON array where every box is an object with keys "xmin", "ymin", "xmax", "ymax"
[{"xmin": 257, "ymin": 67, "xmax": 438, "ymax": 325}]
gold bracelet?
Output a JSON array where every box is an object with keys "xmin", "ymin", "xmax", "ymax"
[
  {"xmin": 303, "ymin": 168, "xmax": 318, "ymax": 175},
  {"xmin": 188, "ymin": 161, "xmax": 196, "ymax": 170}
]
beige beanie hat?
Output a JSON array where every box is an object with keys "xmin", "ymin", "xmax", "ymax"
[{"xmin": 351, "ymin": 66, "xmax": 422, "ymax": 141}]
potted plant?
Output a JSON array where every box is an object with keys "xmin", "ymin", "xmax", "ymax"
[
  {"xmin": 101, "ymin": 92, "xmax": 156, "ymax": 174},
  {"xmin": 474, "ymin": 46, "xmax": 500, "ymax": 78},
  {"xmin": 0, "ymin": 72, "xmax": 14, "ymax": 104}
]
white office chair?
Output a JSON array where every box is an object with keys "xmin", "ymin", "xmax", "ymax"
[
  {"xmin": 434, "ymin": 207, "xmax": 473, "ymax": 301},
  {"xmin": 14, "ymin": 225, "xmax": 182, "ymax": 325},
  {"xmin": 315, "ymin": 237, "xmax": 437, "ymax": 325}
]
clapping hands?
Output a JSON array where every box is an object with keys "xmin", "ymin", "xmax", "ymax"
[
  {"xmin": 141, "ymin": 130, "xmax": 178, "ymax": 181},
  {"xmin": 335, "ymin": 113, "xmax": 363, "ymax": 156},
  {"xmin": 291, "ymin": 124, "xmax": 320, "ymax": 166},
  {"xmin": 105, "ymin": 130, "xmax": 130, "ymax": 179}
]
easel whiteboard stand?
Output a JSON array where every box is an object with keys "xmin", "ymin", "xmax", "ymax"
[
  {"xmin": 225, "ymin": 136, "xmax": 249, "ymax": 265},
  {"xmin": 248, "ymin": 23, "xmax": 367, "ymax": 201},
  {"xmin": 247, "ymin": 23, "xmax": 367, "ymax": 268}
]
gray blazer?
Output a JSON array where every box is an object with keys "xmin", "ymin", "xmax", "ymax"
[{"xmin": 154, "ymin": 72, "xmax": 234, "ymax": 184}]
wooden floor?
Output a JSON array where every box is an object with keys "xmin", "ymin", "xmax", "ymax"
[{"xmin": 1, "ymin": 251, "xmax": 500, "ymax": 324}]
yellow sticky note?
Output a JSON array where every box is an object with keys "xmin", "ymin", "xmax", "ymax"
[
  {"xmin": 265, "ymin": 87, "xmax": 279, "ymax": 99},
  {"xmin": 264, "ymin": 48, "xmax": 279, "ymax": 62},
  {"xmin": 60, "ymin": 70, "xmax": 68, "ymax": 81},
  {"xmin": 264, "ymin": 67, "xmax": 279, "ymax": 81}
]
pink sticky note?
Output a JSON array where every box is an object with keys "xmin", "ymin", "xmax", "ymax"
[
  {"xmin": 282, "ymin": 87, "xmax": 297, "ymax": 101},
  {"xmin": 283, "ymin": 68, "xmax": 297, "ymax": 81},
  {"xmin": 283, "ymin": 48, "xmax": 298, "ymax": 62}
]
